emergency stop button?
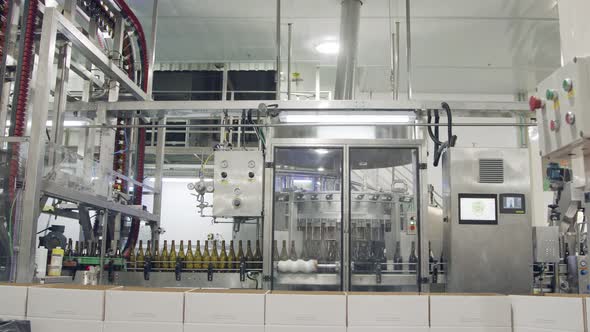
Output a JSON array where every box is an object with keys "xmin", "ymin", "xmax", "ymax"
[{"xmin": 529, "ymin": 96, "xmax": 544, "ymax": 112}]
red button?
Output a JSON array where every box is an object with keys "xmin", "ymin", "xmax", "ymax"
[
  {"xmin": 410, "ymin": 225, "xmax": 416, "ymax": 231},
  {"xmin": 529, "ymin": 96, "xmax": 544, "ymax": 112},
  {"xmin": 550, "ymin": 120, "xmax": 559, "ymax": 131}
]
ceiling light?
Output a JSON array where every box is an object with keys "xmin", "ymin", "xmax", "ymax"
[
  {"xmin": 315, "ymin": 149, "xmax": 330, "ymax": 155},
  {"xmin": 316, "ymin": 41, "xmax": 339, "ymax": 55},
  {"xmin": 317, "ymin": 167, "xmax": 325, "ymax": 172},
  {"xmin": 280, "ymin": 114, "xmax": 412, "ymax": 124}
]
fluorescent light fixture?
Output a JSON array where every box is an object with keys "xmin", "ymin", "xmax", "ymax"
[
  {"xmin": 281, "ymin": 114, "xmax": 412, "ymax": 124},
  {"xmin": 315, "ymin": 41, "xmax": 339, "ymax": 55},
  {"xmin": 317, "ymin": 167, "xmax": 325, "ymax": 172},
  {"xmin": 315, "ymin": 149, "xmax": 330, "ymax": 155},
  {"xmin": 293, "ymin": 179, "xmax": 312, "ymax": 184}
]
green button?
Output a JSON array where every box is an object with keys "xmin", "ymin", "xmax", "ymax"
[
  {"xmin": 546, "ymin": 89, "xmax": 558, "ymax": 101},
  {"xmin": 563, "ymin": 78, "xmax": 573, "ymax": 92}
]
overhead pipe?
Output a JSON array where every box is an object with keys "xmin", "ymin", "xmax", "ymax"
[
  {"xmin": 275, "ymin": 0, "xmax": 281, "ymax": 100},
  {"xmin": 287, "ymin": 23, "xmax": 293, "ymax": 100},
  {"xmin": 406, "ymin": 0, "xmax": 412, "ymax": 100},
  {"xmin": 395, "ymin": 22, "xmax": 400, "ymax": 100},
  {"xmin": 334, "ymin": 0, "xmax": 362, "ymax": 100}
]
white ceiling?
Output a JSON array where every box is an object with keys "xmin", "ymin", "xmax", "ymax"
[{"xmin": 128, "ymin": 0, "xmax": 561, "ymax": 95}]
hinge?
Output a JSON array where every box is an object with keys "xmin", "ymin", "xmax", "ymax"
[
  {"xmin": 419, "ymin": 163, "xmax": 427, "ymax": 170},
  {"xmin": 265, "ymin": 162, "xmax": 274, "ymax": 168}
]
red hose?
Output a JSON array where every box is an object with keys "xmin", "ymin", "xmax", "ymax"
[{"xmin": 9, "ymin": 0, "xmax": 38, "ymax": 202}]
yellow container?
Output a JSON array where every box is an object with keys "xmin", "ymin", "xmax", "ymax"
[{"xmin": 47, "ymin": 246, "xmax": 64, "ymax": 276}]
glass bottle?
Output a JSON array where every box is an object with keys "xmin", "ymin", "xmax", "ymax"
[
  {"xmin": 153, "ymin": 240, "xmax": 160, "ymax": 270},
  {"xmin": 186, "ymin": 240, "xmax": 194, "ymax": 269},
  {"xmin": 74, "ymin": 240, "xmax": 80, "ymax": 256},
  {"xmin": 246, "ymin": 240, "xmax": 254, "ymax": 270},
  {"xmin": 115, "ymin": 240, "xmax": 121, "ymax": 258},
  {"xmin": 279, "ymin": 240, "xmax": 289, "ymax": 261},
  {"xmin": 272, "ymin": 240, "xmax": 280, "ymax": 262},
  {"xmin": 128, "ymin": 241, "xmax": 136, "ymax": 269},
  {"xmin": 254, "ymin": 240, "xmax": 263, "ymax": 270},
  {"xmin": 228, "ymin": 240, "xmax": 236, "ymax": 270},
  {"xmin": 169, "ymin": 240, "xmax": 177, "ymax": 268},
  {"xmin": 220, "ymin": 240, "xmax": 228, "ymax": 270},
  {"xmin": 81, "ymin": 241, "xmax": 88, "ymax": 257},
  {"xmin": 393, "ymin": 241, "xmax": 403, "ymax": 273},
  {"xmin": 66, "ymin": 238, "xmax": 73, "ymax": 258},
  {"xmin": 237, "ymin": 240, "xmax": 245, "ymax": 264},
  {"xmin": 211, "ymin": 240, "xmax": 219, "ymax": 269},
  {"xmin": 179, "ymin": 240, "xmax": 186, "ymax": 267},
  {"xmin": 136, "ymin": 240, "xmax": 144, "ymax": 270},
  {"xmin": 409, "ymin": 241, "xmax": 418, "ymax": 272},
  {"xmin": 161, "ymin": 240, "xmax": 169, "ymax": 269},
  {"xmin": 194, "ymin": 240, "xmax": 203, "ymax": 269},
  {"xmin": 203, "ymin": 240, "xmax": 211, "ymax": 269},
  {"xmin": 289, "ymin": 240, "xmax": 298, "ymax": 260}
]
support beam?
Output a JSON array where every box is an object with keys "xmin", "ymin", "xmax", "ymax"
[
  {"xmin": 334, "ymin": 0, "xmax": 362, "ymax": 100},
  {"xmin": 16, "ymin": 8, "xmax": 59, "ymax": 282}
]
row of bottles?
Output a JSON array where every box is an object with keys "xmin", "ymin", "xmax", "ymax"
[
  {"xmin": 64, "ymin": 238, "xmax": 122, "ymax": 258},
  {"xmin": 129, "ymin": 239, "xmax": 263, "ymax": 271},
  {"xmin": 272, "ymin": 240, "xmax": 339, "ymax": 262}
]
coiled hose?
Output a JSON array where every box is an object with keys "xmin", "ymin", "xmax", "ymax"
[{"xmin": 427, "ymin": 102, "xmax": 457, "ymax": 167}]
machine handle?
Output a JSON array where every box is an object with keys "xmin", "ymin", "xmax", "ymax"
[
  {"xmin": 175, "ymin": 258, "xmax": 182, "ymax": 281},
  {"xmin": 143, "ymin": 257, "xmax": 152, "ymax": 281}
]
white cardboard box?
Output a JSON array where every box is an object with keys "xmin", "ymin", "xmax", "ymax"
[
  {"xmin": 103, "ymin": 321, "xmax": 182, "ymax": 332},
  {"xmin": 430, "ymin": 328, "xmax": 511, "ymax": 332},
  {"xmin": 265, "ymin": 291, "xmax": 346, "ymax": 327},
  {"xmin": 184, "ymin": 323, "xmax": 264, "ymax": 332},
  {"xmin": 0, "ymin": 284, "xmax": 29, "ymax": 318},
  {"xmin": 348, "ymin": 328, "xmax": 429, "ymax": 332},
  {"xmin": 347, "ymin": 292, "xmax": 429, "ymax": 328},
  {"xmin": 265, "ymin": 326, "xmax": 346, "ymax": 332},
  {"xmin": 430, "ymin": 294, "xmax": 511, "ymax": 328},
  {"xmin": 29, "ymin": 318, "xmax": 103, "ymax": 332},
  {"xmin": 27, "ymin": 285, "xmax": 114, "ymax": 320},
  {"xmin": 105, "ymin": 287, "xmax": 191, "ymax": 323},
  {"xmin": 184, "ymin": 289, "xmax": 265, "ymax": 325},
  {"xmin": 511, "ymin": 295, "xmax": 585, "ymax": 332}
]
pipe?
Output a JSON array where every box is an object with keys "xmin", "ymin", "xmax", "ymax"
[
  {"xmin": 275, "ymin": 0, "xmax": 281, "ymax": 100},
  {"xmin": 287, "ymin": 23, "xmax": 293, "ymax": 100},
  {"xmin": 395, "ymin": 21, "xmax": 400, "ymax": 100},
  {"xmin": 406, "ymin": 0, "xmax": 412, "ymax": 100},
  {"xmin": 390, "ymin": 32, "xmax": 395, "ymax": 99},
  {"xmin": 334, "ymin": 0, "xmax": 362, "ymax": 100}
]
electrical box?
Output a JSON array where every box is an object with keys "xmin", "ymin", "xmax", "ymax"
[
  {"xmin": 534, "ymin": 56, "xmax": 590, "ymax": 158},
  {"xmin": 533, "ymin": 226, "xmax": 560, "ymax": 263},
  {"xmin": 213, "ymin": 151, "xmax": 264, "ymax": 217}
]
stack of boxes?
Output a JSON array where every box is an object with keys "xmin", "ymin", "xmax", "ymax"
[
  {"xmin": 184, "ymin": 289, "xmax": 266, "ymax": 332},
  {"xmin": 265, "ymin": 291, "xmax": 347, "ymax": 332},
  {"xmin": 347, "ymin": 292, "xmax": 429, "ymax": 331},
  {"xmin": 0, "ymin": 283, "xmax": 29, "ymax": 321},
  {"xmin": 511, "ymin": 295, "xmax": 586, "ymax": 332},
  {"xmin": 26, "ymin": 285, "xmax": 112, "ymax": 332},
  {"xmin": 103, "ymin": 287, "xmax": 189, "ymax": 332},
  {"xmin": 430, "ymin": 294, "xmax": 512, "ymax": 332}
]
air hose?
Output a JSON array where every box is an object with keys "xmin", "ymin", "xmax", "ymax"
[{"xmin": 427, "ymin": 102, "xmax": 457, "ymax": 167}]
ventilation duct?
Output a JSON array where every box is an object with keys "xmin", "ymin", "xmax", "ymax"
[{"xmin": 334, "ymin": 0, "xmax": 362, "ymax": 100}]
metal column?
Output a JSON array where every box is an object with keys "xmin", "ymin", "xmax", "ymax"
[
  {"xmin": 275, "ymin": 0, "xmax": 281, "ymax": 100},
  {"xmin": 405, "ymin": 0, "xmax": 413, "ymax": 100},
  {"xmin": 151, "ymin": 117, "xmax": 166, "ymax": 244},
  {"xmin": 146, "ymin": 0, "xmax": 159, "ymax": 97},
  {"xmin": 15, "ymin": 8, "xmax": 59, "ymax": 282},
  {"xmin": 334, "ymin": 0, "xmax": 362, "ymax": 100},
  {"xmin": 287, "ymin": 23, "xmax": 293, "ymax": 100}
]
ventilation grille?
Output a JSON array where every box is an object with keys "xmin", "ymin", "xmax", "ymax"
[{"xmin": 479, "ymin": 159, "xmax": 504, "ymax": 184}]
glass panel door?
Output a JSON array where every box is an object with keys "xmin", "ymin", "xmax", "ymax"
[
  {"xmin": 349, "ymin": 148, "xmax": 420, "ymax": 292},
  {"xmin": 272, "ymin": 147, "xmax": 343, "ymax": 290}
]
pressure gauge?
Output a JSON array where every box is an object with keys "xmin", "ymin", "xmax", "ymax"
[
  {"xmin": 187, "ymin": 183, "xmax": 195, "ymax": 190},
  {"xmin": 206, "ymin": 185, "xmax": 214, "ymax": 193},
  {"xmin": 220, "ymin": 160, "xmax": 229, "ymax": 168},
  {"xmin": 248, "ymin": 160, "xmax": 256, "ymax": 169}
]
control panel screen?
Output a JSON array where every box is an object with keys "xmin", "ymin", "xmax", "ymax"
[
  {"xmin": 499, "ymin": 193, "xmax": 526, "ymax": 214},
  {"xmin": 458, "ymin": 194, "xmax": 498, "ymax": 225}
]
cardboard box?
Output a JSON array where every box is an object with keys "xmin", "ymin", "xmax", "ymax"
[
  {"xmin": 265, "ymin": 326, "xmax": 346, "ymax": 332},
  {"xmin": 430, "ymin": 328, "xmax": 510, "ymax": 332},
  {"xmin": 184, "ymin": 323, "xmax": 264, "ymax": 332},
  {"xmin": 0, "ymin": 284, "xmax": 30, "ymax": 318},
  {"xmin": 430, "ymin": 294, "xmax": 511, "ymax": 328},
  {"xmin": 105, "ymin": 287, "xmax": 191, "ymax": 323},
  {"xmin": 511, "ymin": 295, "xmax": 585, "ymax": 332},
  {"xmin": 27, "ymin": 285, "xmax": 114, "ymax": 320},
  {"xmin": 103, "ymin": 321, "xmax": 182, "ymax": 332},
  {"xmin": 348, "ymin": 328, "xmax": 429, "ymax": 332},
  {"xmin": 265, "ymin": 291, "xmax": 346, "ymax": 327},
  {"xmin": 184, "ymin": 289, "xmax": 265, "ymax": 325},
  {"xmin": 29, "ymin": 318, "xmax": 103, "ymax": 332},
  {"xmin": 347, "ymin": 292, "xmax": 428, "ymax": 328}
]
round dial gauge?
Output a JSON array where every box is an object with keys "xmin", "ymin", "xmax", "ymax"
[
  {"xmin": 206, "ymin": 185, "xmax": 214, "ymax": 193},
  {"xmin": 248, "ymin": 160, "xmax": 256, "ymax": 168},
  {"xmin": 220, "ymin": 160, "xmax": 229, "ymax": 168},
  {"xmin": 187, "ymin": 183, "xmax": 195, "ymax": 190}
]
